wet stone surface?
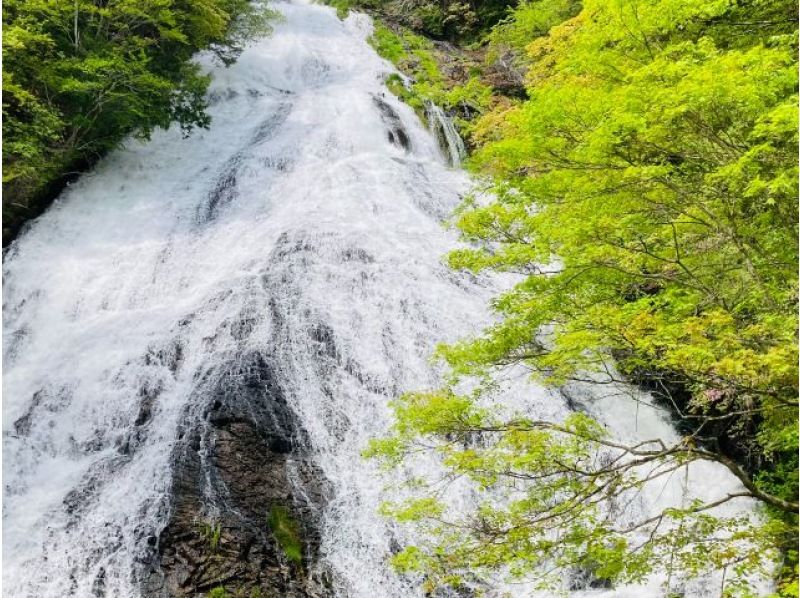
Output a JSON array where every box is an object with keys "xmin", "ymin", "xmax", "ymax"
[{"xmin": 140, "ymin": 353, "xmax": 331, "ymax": 597}]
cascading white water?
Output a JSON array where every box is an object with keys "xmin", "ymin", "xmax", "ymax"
[
  {"xmin": 2, "ymin": 1, "xmax": 763, "ymax": 596},
  {"xmin": 425, "ymin": 102, "xmax": 467, "ymax": 166}
]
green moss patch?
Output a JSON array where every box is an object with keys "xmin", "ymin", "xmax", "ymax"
[{"xmin": 267, "ymin": 505, "xmax": 303, "ymax": 564}]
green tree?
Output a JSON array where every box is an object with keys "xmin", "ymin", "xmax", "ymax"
[
  {"xmin": 2, "ymin": 0, "xmax": 274, "ymax": 243},
  {"xmin": 369, "ymin": 0, "xmax": 798, "ymax": 593}
]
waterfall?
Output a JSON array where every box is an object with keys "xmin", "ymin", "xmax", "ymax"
[
  {"xmin": 425, "ymin": 101, "xmax": 467, "ymax": 166},
  {"xmin": 2, "ymin": 1, "xmax": 763, "ymax": 596}
]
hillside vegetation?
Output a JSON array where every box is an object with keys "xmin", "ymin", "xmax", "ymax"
[
  {"xmin": 361, "ymin": 0, "xmax": 799, "ymax": 594},
  {"xmin": 2, "ymin": 0, "xmax": 274, "ymax": 243}
]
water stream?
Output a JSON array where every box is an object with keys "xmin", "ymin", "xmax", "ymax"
[{"xmin": 2, "ymin": 2, "xmax": 760, "ymax": 596}]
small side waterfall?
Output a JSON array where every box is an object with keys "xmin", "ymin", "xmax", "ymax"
[
  {"xmin": 425, "ymin": 101, "xmax": 466, "ymax": 166},
  {"xmin": 2, "ymin": 1, "xmax": 763, "ymax": 596}
]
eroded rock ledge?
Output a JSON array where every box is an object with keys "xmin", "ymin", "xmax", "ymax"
[{"xmin": 141, "ymin": 353, "xmax": 332, "ymax": 597}]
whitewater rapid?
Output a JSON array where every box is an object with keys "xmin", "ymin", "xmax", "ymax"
[{"xmin": 3, "ymin": 1, "xmax": 760, "ymax": 596}]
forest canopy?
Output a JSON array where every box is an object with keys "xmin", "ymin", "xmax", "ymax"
[{"xmin": 2, "ymin": 0, "xmax": 274, "ymax": 243}]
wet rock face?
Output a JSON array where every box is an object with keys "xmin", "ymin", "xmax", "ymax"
[
  {"xmin": 373, "ymin": 95, "xmax": 412, "ymax": 152},
  {"xmin": 141, "ymin": 353, "xmax": 331, "ymax": 597}
]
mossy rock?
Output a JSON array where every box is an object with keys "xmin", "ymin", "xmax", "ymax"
[{"xmin": 267, "ymin": 505, "xmax": 303, "ymax": 564}]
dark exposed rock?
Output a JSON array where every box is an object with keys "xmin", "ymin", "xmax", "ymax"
[
  {"xmin": 12, "ymin": 409, "xmax": 34, "ymax": 436},
  {"xmin": 135, "ymin": 381, "xmax": 163, "ymax": 427},
  {"xmin": 373, "ymin": 95, "xmax": 412, "ymax": 151},
  {"xmin": 481, "ymin": 52, "xmax": 527, "ymax": 100},
  {"xmin": 567, "ymin": 568, "xmax": 614, "ymax": 591},
  {"xmin": 250, "ymin": 103, "xmax": 293, "ymax": 146},
  {"xmin": 340, "ymin": 247, "xmax": 374, "ymax": 263},
  {"xmin": 199, "ymin": 103, "xmax": 293, "ymax": 223},
  {"xmin": 620, "ymin": 356, "xmax": 766, "ymax": 476},
  {"xmin": 92, "ymin": 567, "xmax": 107, "ymax": 597},
  {"xmin": 140, "ymin": 352, "xmax": 332, "ymax": 597},
  {"xmin": 12, "ymin": 386, "xmax": 72, "ymax": 437},
  {"xmin": 202, "ymin": 157, "xmax": 241, "ymax": 223}
]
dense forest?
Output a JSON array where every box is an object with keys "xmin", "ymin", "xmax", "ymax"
[
  {"xmin": 2, "ymin": 0, "xmax": 274, "ymax": 243},
  {"xmin": 351, "ymin": 0, "xmax": 799, "ymax": 595}
]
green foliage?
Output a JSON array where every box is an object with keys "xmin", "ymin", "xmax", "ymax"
[
  {"xmin": 463, "ymin": 0, "xmax": 798, "ymax": 495},
  {"xmin": 370, "ymin": 390, "xmax": 789, "ymax": 592},
  {"xmin": 486, "ymin": 0, "xmax": 581, "ymax": 61},
  {"xmin": 370, "ymin": 22, "xmax": 411, "ymax": 64},
  {"xmin": 2, "ymin": 0, "xmax": 275, "ymax": 241},
  {"xmin": 370, "ymin": 0, "xmax": 799, "ymax": 593},
  {"xmin": 199, "ymin": 520, "xmax": 223, "ymax": 552},
  {"xmin": 325, "ymin": 0, "xmax": 382, "ymax": 21},
  {"xmin": 369, "ymin": 23, "xmax": 442, "ymax": 119},
  {"xmin": 267, "ymin": 505, "xmax": 303, "ymax": 564},
  {"xmin": 369, "ymin": 23, "xmax": 492, "ymax": 133},
  {"xmin": 777, "ymin": 564, "xmax": 799, "ymax": 598},
  {"xmin": 206, "ymin": 586, "xmax": 262, "ymax": 598}
]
